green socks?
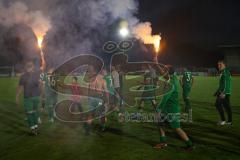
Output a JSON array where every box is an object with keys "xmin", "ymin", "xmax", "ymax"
[
  {"xmin": 160, "ymin": 136, "xmax": 167, "ymax": 143},
  {"xmin": 185, "ymin": 139, "xmax": 193, "ymax": 147},
  {"xmin": 159, "ymin": 136, "xmax": 192, "ymax": 147}
]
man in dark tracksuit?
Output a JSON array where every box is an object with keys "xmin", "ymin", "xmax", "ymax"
[{"xmin": 215, "ymin": 60, "xmax": 232, "ymax": 125}]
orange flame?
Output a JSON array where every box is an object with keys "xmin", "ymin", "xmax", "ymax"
[
  {"xmin": 132, "ymin": 22, "xmax": 161, "ymax": 55},
  {"xmin": 153, "ymin": 35, "xmax": 161, "ymax": 54},
  {"xmin": 37, "ymin": 36, "xmax": 43, "ymax": 49}
]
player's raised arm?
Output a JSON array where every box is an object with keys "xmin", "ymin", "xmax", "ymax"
[
  {"xmin": 39, "ymin": 76, "xmax": 44, "ymax": 102},
  {"xmin": 154, "ymin": 58, "xmax": 170, "ymax": 81},
  {"xmin": 40, "ymin": 51, "xmax": 46, "ymax": 72}
]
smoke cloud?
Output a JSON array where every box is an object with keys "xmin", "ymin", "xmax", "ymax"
[
  {"xmin": 132, "ymin": 22, "xmax": 157, "ymax": 44},
  {"xmin": 0, "ymin": 1, "xmax": 51, "ymax": 37},
  {"xmin": 132, "ymin": 22, "xmax": 161, "ymax": 52},
  {"xmin": 0, "ymin": 0, "xmax": 158, "ymax": 68}
]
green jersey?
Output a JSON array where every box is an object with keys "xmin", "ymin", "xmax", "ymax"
[
  {"xmin": 218, "ymin": 68, "xmax": 231, "ymax": 95},
  {"xmin": 104, "ymin": 75, "xmax": 114, "ymax": 95},
  {"xmin": 157, "ymin": 74, "xmax": 180, "ymax": 113},
  {"xmin": 182, "ymin": 71, "xmax": 193, "ymax": 88},
  {"xmin": 41, "ymin": 73, "xmax": 57, "ymax": 105}
]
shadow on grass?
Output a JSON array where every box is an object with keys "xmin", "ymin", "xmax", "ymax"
[{"xmin": 184, "ymin": 119, "xmax": 240, "ymax": 155}]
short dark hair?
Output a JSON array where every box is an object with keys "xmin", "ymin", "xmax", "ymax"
[{"xmin": 218, "ymin": 59, "xmax": 226, "ymax": 64}]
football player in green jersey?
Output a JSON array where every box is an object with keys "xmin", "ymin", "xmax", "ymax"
[
  {"xmin": 154, "ymin": 66, "xmax": 194, "ymax": 151},
  {"xmin": 41, "ymin": 68, "xmax": 57, "ymax": 123},
  {"xmin": 180, "ymin": 69, "xmax": 194, "ymax": 122},
  {"xmin": 215, "ymin": 60, "xmax": 232, "ymax": 126}
]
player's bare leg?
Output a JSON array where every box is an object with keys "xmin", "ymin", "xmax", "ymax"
[
  {"xmin": 154, "ymin": 128, "xmax": 167, "ymax": 149},
  {"xmin": 83, "ymin": 115, "xmax": 92, "ymax": 135},
  {"xmin": 175, "ymin": 128, "xmax": 194, "ymax": 151},
  {"xmin": 175, "ymin": 128, "xmax": 189, "ymax": 141}
]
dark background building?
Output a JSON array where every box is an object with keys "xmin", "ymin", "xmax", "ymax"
[{"xmin": 219, "ymin": 45, "xmax": 240, "ymax": 74}]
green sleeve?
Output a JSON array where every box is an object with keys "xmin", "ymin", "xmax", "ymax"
[
  {"xmin": 223, "ymin": 71, "xmax": 227, "ymax": 93},
  {"xmin": 223, "ymin": 70, "xmax": 231, "ymax": 94},
  {"xmin": 218, "ymin": 70, "xmax": 226, "ymax": 93}
]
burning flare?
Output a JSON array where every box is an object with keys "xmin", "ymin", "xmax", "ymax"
[
  {"xmin": 36, "ymin": 34, "xmax": 45, "ymax": 70},
  {"xmin": 37, "ymin": 36, "xmax": 43, "ymax": 49},
  {"xmin": 154, "ymin": 35, "xmax": 161, "ymax": 53}
]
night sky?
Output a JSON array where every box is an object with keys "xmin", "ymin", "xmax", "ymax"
[
  {"xmin": 1, "ymin": 0, "xmax": 240, "ymax": 67},
  {"xmin": 138, "ymin": 0, "xmax": 240, "ymax": 67}
]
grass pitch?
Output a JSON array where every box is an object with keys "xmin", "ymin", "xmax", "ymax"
[{"xmin": 0, "ymin": 76, "xmax": 240, "ymax": 160}]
